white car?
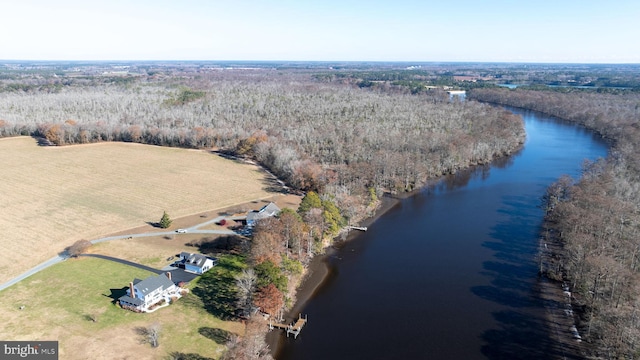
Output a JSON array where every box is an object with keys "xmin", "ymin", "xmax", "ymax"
[{"xmin": 175, "ymin": 229, "xmax": 187, "ymax": 233}]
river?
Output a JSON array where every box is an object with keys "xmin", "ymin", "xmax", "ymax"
[{"xmin": 276, "ymin": 107, "xmax": 608, "ymax": 359}]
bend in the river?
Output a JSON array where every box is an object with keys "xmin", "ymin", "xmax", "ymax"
[{"xmin": 277, "ymin": 107, "xmax": 608, "ymax": 360}]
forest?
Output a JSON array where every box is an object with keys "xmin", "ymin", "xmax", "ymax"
[
  {"xmin": 470, "ymin": 87, "xmax": 640, "ymax": 359},
  {"xmin": 5, "ymin": 61, "xmax": 640, "ymax": 358},
  {"xmin": 0, "ymin": 68, "xmax": 524, "ymax": 211},
  {"xmin": 0, "ymin": 64, "xmax": 528, "ymax": 359}
]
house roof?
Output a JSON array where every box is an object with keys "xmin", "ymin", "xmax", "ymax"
[
  {"xmin": 246, "ymin": 202, "xmax": 281, "ymax": 223},
  {"xmin": 133, "ymin": 274, "xmax": 174, "ymax": 297},
  {"xmin": 118, "ymin": 295, "xmax": 143, "ymax": 306},
  {"xmin": 183, "ymin": 253, "xmax": 215, "ymax": 269}
]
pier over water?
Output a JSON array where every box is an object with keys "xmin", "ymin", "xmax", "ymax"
[{"xmin": 269, "ymin": 314, "xmax": 307, "ymax": 339}]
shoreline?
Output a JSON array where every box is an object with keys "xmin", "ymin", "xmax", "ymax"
[
  {"xmin": 537, "ymin": 229, "xmax": 591, "ymax": 359},
  {"xmin": 267, "ymin": 193, "xmax": 589, "ymax": 360},
  {"xmin": 268, "ymin": 195, "xmax": 401, "ymax": 357}
]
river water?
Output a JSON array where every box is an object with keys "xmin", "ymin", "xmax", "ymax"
[{"xmin": 277, "ymin": 107, "xmax": 608, "ymax": 359}]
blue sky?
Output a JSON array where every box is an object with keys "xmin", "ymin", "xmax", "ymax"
[{"xmin": 2, "ymin": 0, "xmax": 639, "ymax": 63}]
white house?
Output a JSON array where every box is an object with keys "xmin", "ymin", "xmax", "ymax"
[
  {"xmin": 118, "ymin": 273, "xmax": 179, "ymax": 312},
  {"xmin": 179, "ymin": 252, "xmax": 218, "ymax": 275}
]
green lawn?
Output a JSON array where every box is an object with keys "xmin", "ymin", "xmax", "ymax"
[
  {"xmin": 0, "ymin": 257, "xmax": 243, "ymax": 359},
  {"xmin": 1, "ymin": 257, "xmax": 154, "ymax": 328}
]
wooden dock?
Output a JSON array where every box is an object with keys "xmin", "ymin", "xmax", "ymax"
[
  {"xmin": 349, "ymin": 226, "xmax": 368, "ymax": 231},
  {"xmin": 268, "ymin": 314, "xmax": 307, "ymax": 339}
]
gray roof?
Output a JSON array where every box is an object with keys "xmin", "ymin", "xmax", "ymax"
[
  {"xmin": 183, "ymin": 253, "xmax": 214, "ymax": 269},
  {"xmin": 118, "ymin": 295, "xmax": 143, "ymax": 306},
  {"xmin": 132, "ymin": 274, "xmax": 174, "ymax": 297},
  {"xmin": 247, "ymin": 202, "xmax": 281, "ymax": 223}
]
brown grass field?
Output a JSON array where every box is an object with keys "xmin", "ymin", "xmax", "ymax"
[
  {"xmin": 0, "ymin": 136, "xmax": 282, "ymax": 284},
  {"xmin": 0, "ymin": 136, "xmax": 302, "ymax": 358}
]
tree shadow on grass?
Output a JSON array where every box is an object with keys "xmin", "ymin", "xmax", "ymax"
[
  {"xmin": 198, "ymin": 327, "xmax": 233, "ymax": 344},
  {"xmin": 167, "ymin": 352, "xmax": 214, "ymax": 360},
  {"xmin": 260, "ymin": 176, "xmax": 288, "ymax": 194},
  {"xmin": 146, "ymin": 221, "xmax": 163, "ymax": 229},
  {"xmin": 190, "ymin": 255, "xmax": 245, "ymax": 320},
  {"xmin": 31, "ymin": 136, "xmax": 54, "ymax": 146},
  {"xmin": 187, "ymin": 236, "xmax": 247, "ymax": 255}
]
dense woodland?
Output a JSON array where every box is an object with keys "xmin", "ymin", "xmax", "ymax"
[
  {"xmin": 0, "ymin": 67, "xmax": 527, "ymax": 359},
  {"xmin": 470, "ymin": 88, "xmax": 640, "ymax": 359},
  {"xmin": 6, "ymin": 63, "xmax": 640, "ymax": 358},
  {"xmin": 0, "ymin": 70, "xmax": 524, "ymax": 210}
]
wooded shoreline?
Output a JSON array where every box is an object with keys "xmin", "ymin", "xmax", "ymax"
[
  {"xmin": 6, "ymin": 66, "xmax": 598, "ymax": 359},
  {"xmin": 268, "ymin": 195, "xmax": 401, "ymax": 357},
  {"xmin": 471, "ymin": 88, "xmax": 640, "ymax": 359}
]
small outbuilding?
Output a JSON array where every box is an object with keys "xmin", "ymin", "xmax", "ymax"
[{"xmin": 179, "ymin": 252, "xmax": 218, "ymax": 274}]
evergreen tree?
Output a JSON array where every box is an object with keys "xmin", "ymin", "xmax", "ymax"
[
  {"xmin": 297, "ymin": 191, "xmax": 322, "ymax": 215},
  {"xmin": 321, "ymin": 198, "xmax": 345, "ymax": 236},
  {"xmin": 159, "ymin": 210, "xmax": 172, "ymax": 228}
]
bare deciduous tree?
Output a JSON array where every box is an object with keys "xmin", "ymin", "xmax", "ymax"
[
  {"xmin": 66, "ymin": 239, "xmax": 92, "ymax": 257},
  {"xmin": 148, "ymin": 322, "xmax": 161, "ymax": 348},
  {"xmin": 221, "ymin": 318, "xmax": 272, "ymax": 360},
  {"xmin": 236, "ymin": 268, "xmax": 257, "ymax": 318},
  {"xmin": 136, "ymin": 323, "xmax": 161, "ymax": 348},
  {"xmin": 476, "ymin": 87, "xmax": 640, "ymax": 358}
]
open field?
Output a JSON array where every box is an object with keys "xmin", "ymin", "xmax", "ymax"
[
  {"xmin": 0, "ymin": 136, "xmax": 281, "ymax": 283},
  {"xmin": 92, "ymin": 194, "xmax": 302, "ymax": 269},
  {"xmin": 0, "ymin": 257, "xmax": 243, "ymax": 359}
]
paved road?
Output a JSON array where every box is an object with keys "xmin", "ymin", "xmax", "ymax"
[
  {"xmin": 0, "ymin": 215, "xmax": 242, "ymax": 292},
  {"xmin": 0, "ymin": 254, "xmax": 67, "ymax": 292}
]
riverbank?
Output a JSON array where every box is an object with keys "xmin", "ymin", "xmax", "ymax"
[
  {"xmin": 268, "ymin": 195, "xmax": 401, "ymax": 357},
  {"xmin": 537, "ymin": 227, "xmax": 592, "ymax": 359},
  {"xmin": 536, "ymin": 275, "xmax": 588, "ymax": 359}
]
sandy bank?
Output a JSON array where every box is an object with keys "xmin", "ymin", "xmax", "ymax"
[{"xmin": 269, "ymin": 195, "xmax": 401, "ymax": 357}]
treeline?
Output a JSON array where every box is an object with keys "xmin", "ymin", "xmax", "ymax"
[
  {"xmin": 240, "ymin": 192, "xmax": 349, "ymax": 316},
  {"xmin": 315, "ymin": 70, "xmax": 497, "ymax": 93},
  {"xmin": 0, "ymin": 73, "xmax": 526, "ymax": 358},
  {"xmin": 0, "ymin": 71, "xmax": 528, "ymax": 358},
  {"xmin": 0, "ymin": 73, "xmax": 524, "ymax": 203},
  {"xmin": 470, "ymin": 88, "xmax": 640, "ymax": 358},
  {"xmin": 225, "ymin": 192, "xmax": 355, "ymax": 359}
]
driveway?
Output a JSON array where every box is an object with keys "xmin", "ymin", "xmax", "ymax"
[
  {"xmin": 0, "ymin": 254, "xmax": 65, "ymax": 292},
  {"xmin": 0, "ymin": 214, "xmax": 236, "ymax": 291},
  {"xmin": 80, "ymin": 254, "xmax": 198, "ymax": 284}
]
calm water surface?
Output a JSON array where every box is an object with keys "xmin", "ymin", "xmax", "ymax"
[{"xmin": 277, "ymin": 108, "xmax": 608, "ymax": 359}]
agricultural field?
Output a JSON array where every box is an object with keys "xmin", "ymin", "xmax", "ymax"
[
  {"xmin": 0, "ymin": 136, "xmax": 280, "ymax": 284},
  {"xmin": 0, "ymin": 256, "xmax": 243, "ymax": 359},
  {"xmin": 90, "ymin": 194, "xmax": 302, "ymax": 270}
]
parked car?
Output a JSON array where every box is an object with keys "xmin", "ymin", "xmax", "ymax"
[{"xmin": 176, "ymin": 229, "xmax": 187, "ymax": 233}]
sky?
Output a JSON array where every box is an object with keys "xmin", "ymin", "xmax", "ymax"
[{"xmin": 1, "ymin": 0, "xmax": 639, "ymax": 63}]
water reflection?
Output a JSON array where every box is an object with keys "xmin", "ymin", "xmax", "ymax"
[{"xmin": 278, "ymin": 107, "xmax": 608, "ymax": 360}]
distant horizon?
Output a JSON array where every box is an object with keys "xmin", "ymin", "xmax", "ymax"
[
  {"xmin": 2, "ymin": 1, "xmax": 639, "ymax": 64},
  {"xmin": 2, "ymin": 59, "xmax": 639, "ymax": 66}
]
